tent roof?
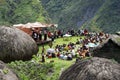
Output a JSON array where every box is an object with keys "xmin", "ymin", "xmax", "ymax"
[
  {"xmin": 13, "ymin": 22, "xmax": 56, "ymax": 28},
  {"xmin": 13, "ymin": 24, "xmax": 25, "ymax": 27}
]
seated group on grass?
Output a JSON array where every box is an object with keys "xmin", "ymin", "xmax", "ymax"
[
  {"xmin": 46, "ymin": 42, "xmax": 76, "ymax": 60},
  {"xmin": 45, "ymin": 31, "xmax": 109, "ymax": 61}
]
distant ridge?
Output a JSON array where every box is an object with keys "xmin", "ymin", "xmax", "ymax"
[{"xmin": 41, "ymin": 0, "xmax": 120, "ymax": 33}]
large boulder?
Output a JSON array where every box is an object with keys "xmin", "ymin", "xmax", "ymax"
[
  {"xmin": 0, "ymin": 60, "xmax": 19, "ymax": 80},
  {"xmin": 59, "ymin": 57, "xmax": 120, "ymax": 80},
  {"xmin": 0, "ymin": 26, "xmax": 38, "ymax": 62},
  {"xmin": 93, "ymin": 35, "xmax": 120, "ymax": 63}
]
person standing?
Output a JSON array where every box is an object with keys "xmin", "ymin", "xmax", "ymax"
[
  {"xmin": 32, "ymin": 30, "xmax": 38, "ymax": 41},
  {"xmin": 44, "ymin": 30, "xmax": 47, "ymax": 41},
  {"xmin": 41, "ymin": 46, "xmax": 45, "ymax": 62},
  {"xmin": 39, "ymin": 30, "xmax": 42, "ymax": 41}
]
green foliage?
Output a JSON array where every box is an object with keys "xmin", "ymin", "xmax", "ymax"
[
  {"xmin": 38, "ymin": 36, "xmax": 82, "ymax": 54},
  {"xmin": 110, "ymin": 58, "xmax": 118, "ymax": 64},
  {"xmin": 8, "ymin": 60, "xmax": 54, "ymax": 80},
  {"xmin": 3, "ymin": 68, "xmax": 9, "ymax": 74},
  {"xmin": 83, "ymin": 0, "xmax": 120, "ymax": 33},
  {"xmin": 0, "ymin": 0, "xmax": 50, "ymax": 26},
  {"xmin": 8, "ymin": 58, "xmax": 74, "ymax": 80},
  {"xmin": 41, "ymin": 0, "xmax": 105, "ymax": 30},
  {"xmin": 45, "ymin": 58, "xmax": 75, "ymax": 80},
  {"xmin": 42, "ymin": 0, "xmax": 120, "ymax": 33},
  {"xmin": 1, "ymin": 0, "xmax": 120, "ymax": 33},
  {"xmin": 7, "ymin": 36, "xmax": 82, "ymax": 80}
]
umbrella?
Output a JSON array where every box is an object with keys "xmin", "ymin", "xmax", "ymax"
[
  {"xmin": 94, "ymin": 42, "xmax": 100, "ymax": 47},
  {"xmin": 87, "ymin": 42, "xmax": 100, "ymax": 48},
  {"xmin": 46, "ymin": 48, "xmax": 55, "ymax": 54},
  {"xmin": 87, "ymin": 43, "xmax": 96, "ymax": 47},
  {"xmin": 63, "ymin": 34, "xmax": 72, "ymax": 37}
]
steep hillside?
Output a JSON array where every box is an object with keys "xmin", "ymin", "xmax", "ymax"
[
  {"xmin": 83, "ymin": 0, "xmax": 120, "ymax": 33},
  {"xmin": 41, "ymin": 0, "xmax": 105, "ymax": 30},
  {"xmin": 41, "ymin": 0, "xmax": 120, "ymax": 33},
  {"xmin": 0, "ymin": 0, "xmax": 50, "ymax": 26}
]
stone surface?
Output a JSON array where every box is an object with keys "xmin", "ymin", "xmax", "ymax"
[
  {"xmin": 93, "ymin": 35, "xmax": 120, "ymax": 63},
  {"xmin": 0, "ymin": 26, "xmax": 38, "ymax": 62},
  {"xmin": 59, "ymin": 57, "xmax": 120, "ymax": 80},
  {"xmin": 0, "ymin": 61, "xmax": 19, "ymax": 80}
]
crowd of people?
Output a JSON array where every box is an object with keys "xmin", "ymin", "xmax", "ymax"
[
  {"xmin": 31, "ymin": 28, "xmax": 90, "ymax": 42},
  {"xmin": 37, "ymin": 28, "xmax": 110, "ymax": 62},
  {"xmin": 46, "ymin": 42, "xmax": 76, "ymax": 60},
  {"xmin": 76, "ymin": 32, "xmax": 109, "ymax": 58},
  {"xmin": 31, "ymin": 29, "xmax": 48, "ymax": 41}
]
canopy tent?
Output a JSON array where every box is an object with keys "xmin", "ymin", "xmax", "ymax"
[
  {"xmin": 25, "ymin": 22, "xmax": 47, "ymax": 28},
  {"xmin": 13, "ymin": 22, "xmax": 49, "ymax": 28},
  {"xmin": 13, "ymin": 24, "xmax": 25, "ymax": 27},
  {"xmin": 13, "ymin": 22, "xmax": 57, "ymax": 36}
]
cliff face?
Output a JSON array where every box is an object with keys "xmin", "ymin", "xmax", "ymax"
[{"xmin": 41, "ymin": 0, "xmax": 120, "ymax": 33}]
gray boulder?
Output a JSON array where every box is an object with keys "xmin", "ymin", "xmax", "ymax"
[
  {"xmin": 0, "ymin": 26, "xmax": 38, "ymax": 62},
  {"xmin": 59, "ymin": 57, "xmax": 120, "ymax": 80},
  {"xmin": 0, "ymin": 61, "xmax": 19, "ymax": 80}
]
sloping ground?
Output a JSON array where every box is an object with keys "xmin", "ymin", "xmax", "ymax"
[
  {"xmin": 93, "ymin": 35, "xmax": 120, "ymax": 63},
  {"xmin": 42, "ymin": 0, "xmax": 120, "ymax": 33},
  {"xmin": 0, "ymin": 60, "xmax": 19, "ymax": 80},
  {"xmin": 83, "ymin": 0, "xmax": 120, "ymax": 33},
  {"xmin": 41, "ymin": 0, "xmax": 105, "ymax": 30},
  {"xmin": 59, "ymin": 57, "xmax": 120, "ymax": 80},
  {"xmin": 8, "ymin": 61, "xmax": 54, "ymax": 80}
]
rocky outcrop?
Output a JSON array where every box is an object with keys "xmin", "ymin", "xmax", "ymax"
[
  {"xmin": 0, "ymin": 61, "xmax": 19, "ymax": 80},
  {"xmin": 93, "ymin": 35, "xmax": 120, "ymax": 63},
  {"xmin": 59, "ymin": 57, "xmax": 120, "ymax": 80},
  {"xmin": 0, "ymin": 26, "xmax": 38, "ymax": 62}
]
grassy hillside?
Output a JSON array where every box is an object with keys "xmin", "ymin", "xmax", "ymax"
[
  {"xmin": 8, "ymin": 36, "xmax": 80, "ymax": 80},
  {"xmin": 41, "ymin": 0, "xmax": 120, "ymax": 33},
  {"xmin": 1, "ymin": 0, "xmax": 119, "ymax": 33},
  {"xmin": 0, "ymin": 0, "xmax": 50, "ymax": 26},
  {"xmin": 82, "ymin": 0, "xmax": 120, "ymax": 33},
  {"xmin": 41, "ymin": 0, "xmax": 105, "ymax": 30}
]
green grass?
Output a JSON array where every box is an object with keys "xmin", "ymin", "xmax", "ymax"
[
  {"xmin": 8, "ymin": 36, "xmax": 84, "ymax": 80},
  {"xmin": 38, "ymin": 36, "xmax": 84, "ymax": 54},
  {"xmin": 45, "ymin": 58, "xmax": 75, "ymax": 80},
  {"xmin": 36, "ymin": 36, "xmax": 83, "ymax": 80}
]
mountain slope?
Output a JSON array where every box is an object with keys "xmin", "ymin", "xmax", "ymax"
[
  {"xmin": 83, "ymin": 0, "xmax": 120, "ymax": 33},
  {"xmin": 41, "ymin": 0, "xmax": 120, "ymax": 33},
  {"xmin": 0, "ymin": 0, "xmax": 50, "ymax": 26},
  {"xmin": 41, "ymin": 0, "xmax": 105, "ymax": 29}
]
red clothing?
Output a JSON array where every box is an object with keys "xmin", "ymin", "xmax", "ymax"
[{"xmin": 48, "ymin": 32, "xmax": 52, "ymax": 38}]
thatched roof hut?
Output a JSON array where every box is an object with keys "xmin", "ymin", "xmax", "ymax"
[
  {"xmin": 0, "ymin": 26, "xmax": 38, "ymax": 62},
  {"xmin": 59, "ymin": 57, "xmax": 120, "ymax": 80},
  {"xmin": 0, "ymin": 60, "xmax": 19, "ymax": 80},
  {"xmin": 92, "ymin": 35, "xmax": 120, "ymax": 63}
]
